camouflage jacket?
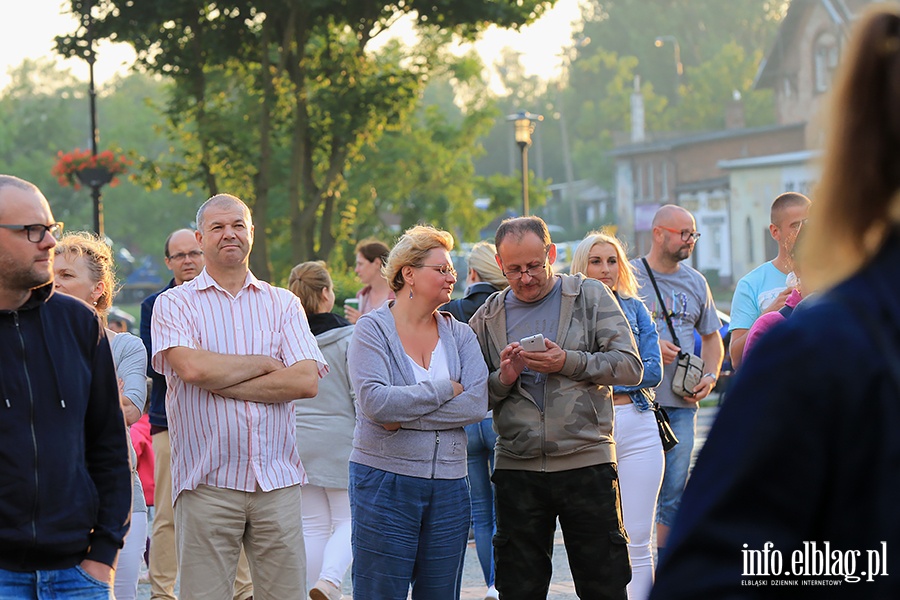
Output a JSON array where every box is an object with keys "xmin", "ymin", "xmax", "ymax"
[{"xmin": 469, "ymin": 274, "xmax": 642, "ymax": 472}]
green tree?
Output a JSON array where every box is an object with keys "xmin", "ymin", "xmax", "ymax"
[{"xmin": 57, "ymin": 0, "xmax": 556, "ymax": 280}]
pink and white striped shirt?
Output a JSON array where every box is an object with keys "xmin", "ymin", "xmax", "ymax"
[{"xmin": 151, "ymin": 268, "xmax": 327, "ymax": 503}]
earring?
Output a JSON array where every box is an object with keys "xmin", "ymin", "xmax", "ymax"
[{"xmin": 409, "ymin": 287, "xmax": 414, "ymax": 299}]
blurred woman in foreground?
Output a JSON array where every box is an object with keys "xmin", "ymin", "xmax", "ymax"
[{"xmin": 651, "ymin": 6, "xmax": 900, "ymax": 598}]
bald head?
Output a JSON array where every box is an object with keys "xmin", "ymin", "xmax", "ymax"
[
  {"xmin": 652, "ymin": 204, "xmax": 693, "ymax": 228},
  {"xmin": 164, "ymin": 227, "xmax": 205, "ymax": 285}
]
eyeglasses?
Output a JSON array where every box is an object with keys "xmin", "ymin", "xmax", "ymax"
[
  {"xmin": 419, "ymin": 264, "xmax": 457, "ymax": 277},
  {"xmin": 167, "ymin": 250, "xmax": 204, "ymax": 262},
  {"xmin": 658, "ymin": 226, "xmax": 701, "ymax": 242},
  {"xmin": 0, "ymin": 222, "xmax": 64, "ymax": 243},
  {"xmin": 501, "ymin": 253, "xmax": 549, "ymax": 281}
]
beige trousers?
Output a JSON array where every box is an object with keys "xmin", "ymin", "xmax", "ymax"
[
  {"xmin": 175, "ymin": 483, "xmax": 306, "ymax": 600},
  {"xmin": 150, "ymin": 430, "xmax": 253, "ymax": 599}
]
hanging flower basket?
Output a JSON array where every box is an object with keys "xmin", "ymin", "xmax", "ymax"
[{"xmin": 51, "ymin": 148, "xmax": 132, "ymax": 190}]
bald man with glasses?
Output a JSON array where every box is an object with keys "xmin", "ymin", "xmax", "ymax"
[{"xmin": 632, "ymin": 204, "xmax": 724, "ymax": 557}]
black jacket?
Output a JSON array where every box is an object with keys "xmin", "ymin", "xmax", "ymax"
[
  {"xmin": 651, "ymin": 230, "xmax": 900, "ymax": 598},
  {"xmin": 0, "ymin": 283, "xmax": 130, "ymax": 571},
  {"xmin": 440, "ymin": 282, "xmax": 502, "ymax": 323}
]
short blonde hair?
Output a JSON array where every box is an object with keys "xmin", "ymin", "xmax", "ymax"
[
  {"xmin": 288, "ymin": 261, "xmax": 332, "ymax": 316},
  {"xmin": 54, "ymin": 232, "xmax": 118, "ymax": 311},
  {"xmin": 383, "ymin": 225, "xmax": 454, "ymax": 292},
  {"xmin": 571, "ymin": 231, "xmax": 638, "ymax": 299},
  {"xmin": 467, "ymin": 241, "xmax": 507, "ymax": 289}
]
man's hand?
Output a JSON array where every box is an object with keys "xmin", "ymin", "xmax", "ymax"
[
  {"xmin": 519, "ymin": 339, "xmax": 567, "ymax": 374},
  {"xmin": 497, "ymin": 343, "xmax": 526, "ymax": 386},
  {"xmin": 659, "ymin": 339, "xmax": 681, "ymax": 365},
  {"xmin": 761, "ymin": 287, "xmax": 792, "ymax": 315},
  {"xmin": 688, "ymin": 374, "xmax": 717, "ymax": 403},
  {"xmin": 451, "ymin": 381, "xmax": 464, "ymax": 397},
  {"xmin": 80, "ymin": 559, "xmax": 112, "ymax": 583}
]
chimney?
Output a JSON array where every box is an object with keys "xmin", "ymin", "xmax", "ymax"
[
  {"xmin": 725, "ymin": 89, "xmax": 745, "ymax": 130},
  {"xmin": 631, "ymin": 76, "xmax": 645, "ymax": 143}
]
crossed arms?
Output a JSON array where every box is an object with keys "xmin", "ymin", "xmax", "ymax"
[{"xmin": 163, "ymin": 346, "xmax": 318, "ymax": 403}]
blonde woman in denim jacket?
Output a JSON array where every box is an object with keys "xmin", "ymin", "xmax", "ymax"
[{"xmin": 572, "ymin": 232, "xmax": 663, "ymax": 600}]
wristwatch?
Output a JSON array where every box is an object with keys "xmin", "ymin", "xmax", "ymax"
[{"xmin": 702, "ymin": 372, "xmax": 718, "ymax": 382}]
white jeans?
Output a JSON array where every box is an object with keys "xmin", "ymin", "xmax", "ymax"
[
  {"xmin": 614, "ymin": 404, "xmax": 664, "ymax": 600},
  {"xmin": 114, "ymin": 509, "xmax": 148, "ymax": 600},
  {"xmin": 301, "ymin": 485, "xmax": 352, "ymax": 589}
]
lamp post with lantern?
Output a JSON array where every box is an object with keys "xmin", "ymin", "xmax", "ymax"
[
  {"xmin": 506, "ymin": 111, "xmax": 543, "ymax": 216},
  {"xmin": 654, "ymin": 35, "xmax": 683, "ymax": 96},
  {"xmin": 75, "ymin": 0, "xmax": 111, "ymax": 237}
]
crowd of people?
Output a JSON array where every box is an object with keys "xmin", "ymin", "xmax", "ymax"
[{"xmin": 1, "ymin": 4, "xmax": 899, "ymax": 599}]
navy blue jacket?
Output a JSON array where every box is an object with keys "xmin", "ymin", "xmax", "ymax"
[
  {"xmin": 651, "ymin": 230, "xmax": 900, "ymax": 598},
  {"xmin": 141, "ymin": 279, "xmax": 174, "ymax": 429},
  {"xmin": 440, "ymin": 282, "xmax": 501, "ymax": 324},
  {"xmin": 0, "ymin": 283, "xmax": 130, "ymax": 571}
]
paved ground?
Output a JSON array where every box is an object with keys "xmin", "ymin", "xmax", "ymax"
[{"xmin": 137, "ymin": 405, "xmax": 719, "ymax": 599}]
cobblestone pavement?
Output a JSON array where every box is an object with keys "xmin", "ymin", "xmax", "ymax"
[{"xmin": 138, "ymin": 405, "xmax": 719, "ymax": 599}]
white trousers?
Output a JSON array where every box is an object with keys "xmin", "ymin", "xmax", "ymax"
[
  {"xmin": 614, "ymin": 404, "xmax": 665, "ymax": 600},
  {"xmin": 114, "ymin": 510, "xmax": 148, "ymax": 600},
  {"xmin": 301, "ymin": 485, "xmax": 352, "ymax": 590}
]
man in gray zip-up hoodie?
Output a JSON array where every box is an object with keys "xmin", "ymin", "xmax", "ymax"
[{"xmin": 469, "ymin": 216, "xmax": 642, "ymax": 600}]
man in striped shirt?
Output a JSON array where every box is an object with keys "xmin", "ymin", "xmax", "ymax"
[{"xmin": 151, "ymin": 194, "xmax": 327, "ymax": 600}]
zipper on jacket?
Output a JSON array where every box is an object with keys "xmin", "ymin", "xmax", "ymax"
[
  {"xmin": 431, "ymin": 430, "xmax": 441, "ymax": 479},
  {"xmin": 540, "ymin": 410, "xmax": 547, "ymax": 472},
  {"xmin": 14, "ymin": 312, "xmax": 40, "ymax": 544}
]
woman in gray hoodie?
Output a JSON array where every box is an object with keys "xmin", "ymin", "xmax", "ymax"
[
  {"xmin": 289, "ymin": 261, "xmax": 356, "ymax": 600},
  {"xmin": 347, "ymin": 225, "xmax": 488, "ymax": 600}
]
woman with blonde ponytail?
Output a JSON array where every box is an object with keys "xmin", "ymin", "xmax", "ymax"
[{"xmin": 652, "ymin": 6, "xmax": 900, "ymax": 598}]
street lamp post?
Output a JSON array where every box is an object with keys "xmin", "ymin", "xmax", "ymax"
[
  {"xmin": 76, "ymin": 1, "xmax": 109, "ymax": 237},
  {"xmin": 654, "ymin": 35, "xmax": 683, "ymax": 95},
  {"xmin": 506, "ymin": 111, "xmax": 543, "ymax": 216}
]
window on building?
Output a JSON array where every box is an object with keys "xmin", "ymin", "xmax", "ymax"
[{"xmin": 814, "ymin": 32, "xmax": 839, "ymax": 93}]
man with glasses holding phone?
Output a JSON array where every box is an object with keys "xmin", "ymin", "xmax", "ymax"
[
  {"xmin": 469, "ymin": 216, "xmax": 642, "ymax": 600},
  {"xmin": 632, "ymin": 204, "xmax": 723, "ymax": 558},
  {"xmin": 0, "ymin": 175, "xmax": 131, "ymax": 598}
]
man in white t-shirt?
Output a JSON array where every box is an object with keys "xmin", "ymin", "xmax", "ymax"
[{"xmin": 729, "ymin": 192, "xmax": 810, "ymax": 369}]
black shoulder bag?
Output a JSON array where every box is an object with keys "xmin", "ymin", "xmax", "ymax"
[{"xmin": 637, "ymin": 258, "xmax": 687, "ymax": 452}]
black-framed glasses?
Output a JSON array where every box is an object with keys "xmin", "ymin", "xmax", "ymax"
[
  {"xmin": 658, "ymin": 226, "xmax": 701, "ymax": 242},
  {"xmin": 419, "ymin": 264, "xmax": 457, "ymax": 277},
  {"xmin": 167, "ymin": 250, "xmax": 204, "ymax": 262},
  {"xmin": 0, "ymin": 222, "xmax": 64, "ymax": 243},
  {"xmin": 502, "ymin": 252, "xmax": 549, "ymax": 281}
]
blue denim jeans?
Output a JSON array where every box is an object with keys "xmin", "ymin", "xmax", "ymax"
[
  {"xmin": 0, "ymin": 566, "xmax": 113, "ymax": 599},
  {"xmin": 465, "ymin": 418, "xmax": 497, "ymax": 588},
  {"xmin": 656, "ymin": 404, "xmax": 698, "ymax": 528},
  {"xmin": 349, "ymin": 463, "xmax": 471, "ymax": 600}
]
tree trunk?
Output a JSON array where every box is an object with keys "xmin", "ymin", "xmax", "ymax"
[{"xmin": 249, "ymin": 18, "xmax": 276, "ymax": 282}]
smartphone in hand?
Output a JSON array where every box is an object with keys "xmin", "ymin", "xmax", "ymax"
[{"xmin": 520, "ymin": 333, "xmax": 548, "ymax": 352}]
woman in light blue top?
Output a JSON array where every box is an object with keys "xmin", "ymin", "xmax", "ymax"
[
  {"xmin": 572, "ymin": 231, "xmax": 663, "ymax": 600},
  {"xmin": 348, "ymin": 225, "xmax": 488, "ymax": 600}
]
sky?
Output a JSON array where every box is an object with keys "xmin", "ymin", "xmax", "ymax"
[{"xmin": 0, "ymin": 0, "xmax": 583, "ymax": 90}]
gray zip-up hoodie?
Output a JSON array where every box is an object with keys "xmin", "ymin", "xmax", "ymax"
[
  {"xmin": 347, "ymin": 302, "xmax": 489, "ymax": 479},
  {"xmin": 469, "ymin": 274, "xmax": 642, "ymax": 472}
]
